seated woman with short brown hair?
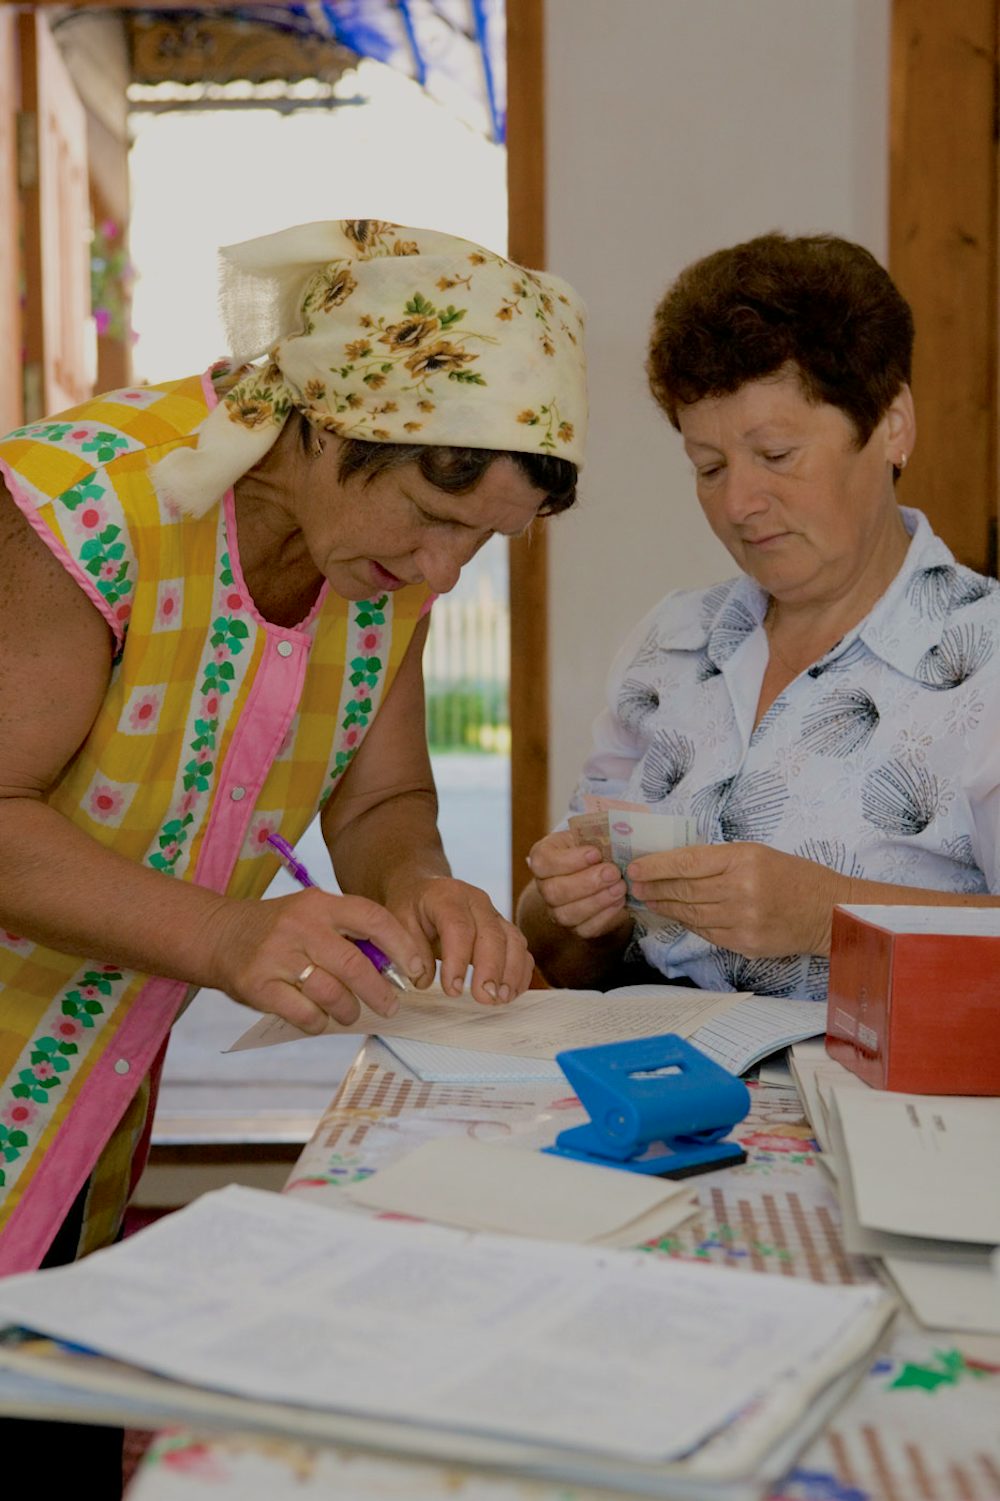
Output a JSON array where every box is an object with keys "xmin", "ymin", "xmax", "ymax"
[{"xmin": 519, "ymin": 231, "xmax": 1000, "ymax": 999}]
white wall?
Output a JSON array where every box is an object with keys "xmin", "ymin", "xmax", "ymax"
[{"xmin": 543, "ymin": 0, "xmax": 890, "ymax": 817}]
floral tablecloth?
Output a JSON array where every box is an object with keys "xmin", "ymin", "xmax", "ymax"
[{"xmin": 126, "ymin": 1041, "xmax": 1000, "ymax": 1501}]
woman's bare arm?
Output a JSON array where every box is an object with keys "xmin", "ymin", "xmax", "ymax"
[
  {"xmin": 322, "ymin": 616, "xmax": 449, "ymax": 900},
  {"xmin": 0, "ymin": 484, "xmax": 419, "ymax": 1029},
  {"xmin": 323, "ymin": 616, "xmax": 532, "ymax": 1002}
]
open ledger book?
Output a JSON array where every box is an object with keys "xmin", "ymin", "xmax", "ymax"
[
  {"xmin": 230, "ymin": 983, "xmax": 827, "ymax": 1081},
  {"xmin": 0, "ymin": 1185, "xmax": 893, "ymax": 1501}
]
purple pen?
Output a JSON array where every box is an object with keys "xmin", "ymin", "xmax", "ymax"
[{"xmin": 266, "ymin": 833, "xmax": 409, "ymax": 991}]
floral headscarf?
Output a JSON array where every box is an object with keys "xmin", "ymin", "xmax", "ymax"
[{"xmin": 152, "ymin": 219, "xmax": 588, "ymax": 517}]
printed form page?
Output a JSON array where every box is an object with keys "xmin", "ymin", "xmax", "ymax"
[{"xmin": 0, "ymin": 1185, "xmax": 891, "ymax": 1467}]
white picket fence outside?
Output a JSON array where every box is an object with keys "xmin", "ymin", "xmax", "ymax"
[{"xmin": 424, "ymin": 573, "xmax": 511, "ymax": 752}]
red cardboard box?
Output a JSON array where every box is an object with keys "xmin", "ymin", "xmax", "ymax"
[{"xmin": 826, "ymin": 905, "xmax": 1000, "ymax": 1094}]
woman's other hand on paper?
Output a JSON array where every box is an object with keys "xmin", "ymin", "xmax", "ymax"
[{"xmin": 391, "ymin": 876, "xmax": 533, "ymax": 1007}]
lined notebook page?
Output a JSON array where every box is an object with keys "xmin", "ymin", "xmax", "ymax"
[
  {"xmin": 379, "ymin": 996, "xmax": 827, "ymax": 1083},
  {"xmin": 689, "ymin": 996, "xmax": 827, "ymax": 1074}
]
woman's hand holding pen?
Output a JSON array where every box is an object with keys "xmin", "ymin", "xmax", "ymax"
[
  {"xmin": 258, "ymin": 836, "xmax": 531, "ymax": 1021},
  {"xmin": 205, "ymin": 888, "xmax": 426, "ymax": 1034}
]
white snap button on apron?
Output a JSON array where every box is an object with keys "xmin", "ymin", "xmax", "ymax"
[
  {"xmin": 276, "ymin": 641, "xmax": 294, "ymax": 658},
  {"xmin": 230, "ymin": 786, "xmax": 246, "ymax": 801},
  {"xmin": 114, "ymin": 1058, "xmax": 130, "ymax": 1075}
]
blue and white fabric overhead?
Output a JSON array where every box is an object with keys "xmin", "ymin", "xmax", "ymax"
[{"xmin": 234, "ymin": 1, "xmax": 506, "ymax": 141}]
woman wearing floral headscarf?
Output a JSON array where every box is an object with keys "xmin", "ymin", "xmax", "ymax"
[{"xmin": 0, "ymin": 220, "xmax": 587, "ymax": 1283}]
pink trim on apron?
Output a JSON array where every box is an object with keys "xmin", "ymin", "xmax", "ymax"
[
  {"xmin": 0, "ymin": 977, "xmax": 187, "ymax": 1274},
  {"xmin": 1, "ymin": 457, "xmax": 126, "ymax": 649}
]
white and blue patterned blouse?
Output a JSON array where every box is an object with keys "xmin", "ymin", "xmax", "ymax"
[{"xmin": 569, "ymin": 509, "xmax": 1000, "ymax": 1000}]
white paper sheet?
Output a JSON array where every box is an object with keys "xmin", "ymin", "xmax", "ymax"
[
  {"xmin": 824, "ymin": 1090, "xmax": 989, "ymax": 1263},
  {"xmin": 837, "ymin": 903, "xmax": 1000, "ymax": 935},
  {"xmin": 788, "ymin": 1041, "xmax": 868, "ymax": 1157},
  {"xmin": 0, "ymin": 1185, "xmax": 892, "ymax": 1469},
  {"xmin": 0, "ymin": 1336, "xmax": 880, "ymax": 1501},
  {"xmin": 379, "ymin": 1038, "xmax": 564, "ymax": 1083},
  {"xmin": 229, "ymin": 984, "xmax": 739, "ymax": 1058},
  {"xmin": 833, "ymin": 1087, "xmax": 1000, "ymax": 1244},
  {"xmin": 345, "ymin": 1136, "xmax": 698, "ymax": 1245},
  {"xmin": 756, "ymin": 1055, "xmax": 792, "ymax": 1085},
  {"xmin": 884, "ymin": 1252, "xmax": 1000, "ymax": 1334}
]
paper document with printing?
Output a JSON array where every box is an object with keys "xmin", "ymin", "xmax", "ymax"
[{"xmin": 0, "ymin": 1185, "xmax": 894, "ymax": 1490}]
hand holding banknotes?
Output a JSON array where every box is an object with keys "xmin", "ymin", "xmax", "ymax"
[
  {"xmin": 524, "ymin": 797, "xmax": 701, "ymax": 951},
  {"xmin": 628, "ymin": 840, "xmax": 846, "ymax": 958},
  {"xmin": 520, "ymin": 800, "xmax": 847, "ymax": 986},
  {"xmin": 526, "ymin": 829, "xmax": 631, "ymax": 941}
]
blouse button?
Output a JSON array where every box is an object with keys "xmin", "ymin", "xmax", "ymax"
[
  {"xmin": 276, "ymin": 641, "xmax": 294, "ymax": 658},
  {"xmin": 114, "ymin": 1058, "xmax": 130, "ymax": 1076}
]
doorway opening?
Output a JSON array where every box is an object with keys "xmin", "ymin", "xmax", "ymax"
[{"xmin": 125, "ymin": 54, "xmax": 511, "ymax": 1142}]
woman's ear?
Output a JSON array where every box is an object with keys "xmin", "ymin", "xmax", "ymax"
[
  {"xmin": 300, "ymin": 414, "xmax": 327, "ymax": 460},
  {"xmin": 884, "ymin": 383, "xmax": 916, "ymax": 471}
]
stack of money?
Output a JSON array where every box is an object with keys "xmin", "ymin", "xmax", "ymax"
[{"xmin": 568, "ymin": 796, "xmax": 699, "ymax": 934}]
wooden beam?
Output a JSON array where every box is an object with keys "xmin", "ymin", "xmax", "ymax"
[
  {"xmin": 0, "ymin": 11, "xmax": 22, "ymax": 433},
  {"xmin": 506, "ymin": 0, "xmax": 548, "ymax": 910},
  {"xmin": 57, "ymin": 9, "xmax": 134, "ymax": 392},
  {"xmin": 19, "ymin": 10, "xmax": 92, "ymax": 418},
  {"xmin": 889, "ymin": 0, "xmax": 998, "ymax": 573},
  {"xmin": 128, "ymin": 13, "xmax": 355, "ymax": 86}
]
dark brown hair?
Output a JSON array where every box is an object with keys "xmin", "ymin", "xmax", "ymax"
[
  {"xmin": 646, "ymin": 232, "xmax": 914, "ymax": 448},
  {"xmin": 332, "ymin": 436, "xmax": 578, "ymax": 516}
]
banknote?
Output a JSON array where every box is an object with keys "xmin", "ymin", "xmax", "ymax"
[
  {"xmin": 581, "ymin": 794, "xmax": 654, "ymax": 815},
  {"xmin": 613, "ymin": 809, "xmax": 698, "ymax": 934},
  {"xmin": 606, "ymin": 808, "xmax": 699, "ymax": 870},
  {"xmin": 567, "ymin": 811, "xmax": 613, "ymax": 863}
]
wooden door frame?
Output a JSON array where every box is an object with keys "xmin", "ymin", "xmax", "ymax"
[
  {"xmin": 889, "ymin": 0, "xmax": 999, "ymax": 574},
  {"xmin": 19, "ymin": 8, "xmax": 92, "ymax": 419},
  {"xmin": 0, "ymin": 11, "xmax": 22, "ymax": 433},
  {"xmin": 506, "ymin": 0, "xmax": 548, "ymax": 908}
]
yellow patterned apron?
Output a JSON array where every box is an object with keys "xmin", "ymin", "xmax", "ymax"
[{"xmin": 0, "ymin": 369, "xmax": 429, "ymax": 1270}]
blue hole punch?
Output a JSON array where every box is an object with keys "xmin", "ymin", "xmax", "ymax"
[{"xmin": 543, "ymin": 1033, "xmax": 751, "ymax": 1178}]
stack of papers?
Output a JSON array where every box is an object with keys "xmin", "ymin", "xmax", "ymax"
[
  {"xmin": 0, "ymin": 1185, "xmax": 894, "ymax": 1500},
  {"xmin": 232, "ymin": 984, "xmax": 827, "ymax": 1084},
  {"xmin": 789, "ymin": 1043, "xmax": 1000, "ymax": 1336},
  {"xmin": 826, "ymin": 1086, "xmax": 1000, "ymax": 1335},
  {"xmin": 788, "ymin": 1040, "xmax": 869, "ymax": 1163}
]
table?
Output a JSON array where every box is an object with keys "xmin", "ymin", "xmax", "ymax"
[{"xmin": 125, "ymin": 1039, "xmax": 1000, "ymax": 1501}]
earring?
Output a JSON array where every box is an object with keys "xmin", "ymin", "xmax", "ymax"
[
  {"xmin": 308, "ymin": 426, "xmax": 326, "ymax": 459},
  {"xmin": 898, "ymin": 452, "xmax": 908, "ymax": 470}
]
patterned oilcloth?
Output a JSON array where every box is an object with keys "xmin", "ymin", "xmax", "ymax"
[
  {"xmin": 0, "ymin": 370, "xmax": 430, "ymax": 1270},
  {"xmin": 152, "ymin": 219, "xmax": 588, "ymax": 518},
  {"xmin": 569, "ymin": 508, "xmax": 1000, "ymax": 1001}
]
